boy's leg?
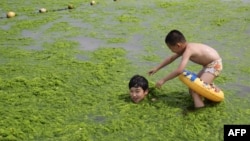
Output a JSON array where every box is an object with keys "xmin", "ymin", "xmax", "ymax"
[
  {"xmin": 188, "ymin": 69, "xmax": 205, "ymax": 108},
  {"xmin": 189, "ymin": 89, "xmax": 205, "ymax": 108},
  {"xmin": 190, "ymin": 72, "xmax": 216, "ymax": 108}
]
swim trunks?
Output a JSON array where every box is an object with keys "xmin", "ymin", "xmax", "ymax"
[{"xmin": 204, "ymin": 59, "xmax": 223, "ymax": 76}]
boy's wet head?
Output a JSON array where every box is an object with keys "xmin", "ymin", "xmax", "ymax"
[{"xmin": 129, "ymin": 75, "xmax": 149, "ymax": 103}]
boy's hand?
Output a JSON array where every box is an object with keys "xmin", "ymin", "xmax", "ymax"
[
  {"xmin": 155, "ymin": 79, "xmax": 164, "ymax": 88},
  {"xmin": 148, "ymin": 68, "xmax": 157, "ymax": 76}
]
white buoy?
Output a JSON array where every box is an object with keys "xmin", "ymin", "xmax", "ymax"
[
  {"xmin": 39, "ymin": 8, "xmax": 47, "ymax": 13},
  {"xmin": 90, "ymin": 1, "xmax": 96, "ymax": 5},
  {"xmin": 7, "ymin": 11, "xmax": 16, "ymax": 18},
  {"xmin": 68, "ymin": 4, "xmax": 74, "ymax": 9}
]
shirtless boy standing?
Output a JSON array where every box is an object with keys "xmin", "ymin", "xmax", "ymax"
[{"xmin": 148, "ymin": 29, "xmax": 223, "ymax": 108}]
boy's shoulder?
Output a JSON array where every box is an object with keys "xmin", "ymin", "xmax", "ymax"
[
  {"xmin": 187, "ymin": 42, "xmax": 205, "ymax": 46},
  {"xmin": 183, "ymin": 43, "xmax": 212, "ymax": 56},
  {"xmin": 188, "ymin": 42, "xmax": 211, "ymax": 48},
  {"xmin": 186, "ymin": 43, "xmax": 212, "ymax": 52}
]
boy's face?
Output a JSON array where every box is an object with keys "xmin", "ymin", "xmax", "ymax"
[{"xmin": 129, "ymin": 87, "xmax": 148, "ymax": 103}]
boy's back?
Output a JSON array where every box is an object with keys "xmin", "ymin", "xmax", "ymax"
[{"xmin": 184, "ymin": 43, "xmax": 221, "ymax": 66}]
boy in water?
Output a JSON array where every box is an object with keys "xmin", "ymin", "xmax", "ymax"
[
  {"xmin": 148, "ymin": 29, "xmax": 223, "ymax": 108},
  {"xmin": 129, "ymin": 75, "xmax": 149, "ymax": 103}
]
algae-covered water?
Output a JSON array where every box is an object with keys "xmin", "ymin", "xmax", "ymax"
[{"xmin": 0, "ymin": 0, "xmax": 250, "ymax": 140}]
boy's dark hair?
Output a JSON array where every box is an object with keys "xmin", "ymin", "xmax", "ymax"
[
  {"xmin": 128, "ymin": 75, "xmax": 148, "ymax": 91},
  {"xmin": 165, "ymin": 29, "xmax": 186, "ymax": 46}
]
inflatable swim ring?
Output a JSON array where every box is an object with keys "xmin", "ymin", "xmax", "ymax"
[{"xmin": 179, "ymin": 70, "xmax": 224, "ymax": 102}]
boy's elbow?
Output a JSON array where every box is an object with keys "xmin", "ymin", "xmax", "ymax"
[{"xmin": 176, "ymin": 69, "xmax": 184, "ymax": 75}]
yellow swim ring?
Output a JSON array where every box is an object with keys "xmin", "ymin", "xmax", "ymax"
[{"xmin": 179, "ymin": 70, "xmax": 224, "ymax": 102}]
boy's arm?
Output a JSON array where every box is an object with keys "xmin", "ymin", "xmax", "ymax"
[
  {"xmin": 148, "ymin": 53, "xmax": 180, "ymax": 75},
  {"xmin": 156, "ymin": 52, "xmax": 190, "ymax": 88}
]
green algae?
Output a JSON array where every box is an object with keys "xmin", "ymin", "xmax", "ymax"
[
  {"xmin": 0, "ymin": 0, "xmax": 250, "ymax": 140},
  {"xmin": 107, "ymin": 38, "xmax": 127, "ymax": 43},
  {"xmin": 117, "ymin": 14, "xmax": 140, "ymax": 23}
]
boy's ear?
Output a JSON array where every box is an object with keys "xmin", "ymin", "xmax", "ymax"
[
  {"xmin": 176, "ymin": 42, "xmax": 182, "ymax": 48},
  {"xmin": 144, "ymin": 89, "xmax": 149, "ymax": 95}
]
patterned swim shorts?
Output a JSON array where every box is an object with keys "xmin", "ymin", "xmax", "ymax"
[{"xmin": 204, "ymin": 59, "xmax": 223, "ymax": 76}]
